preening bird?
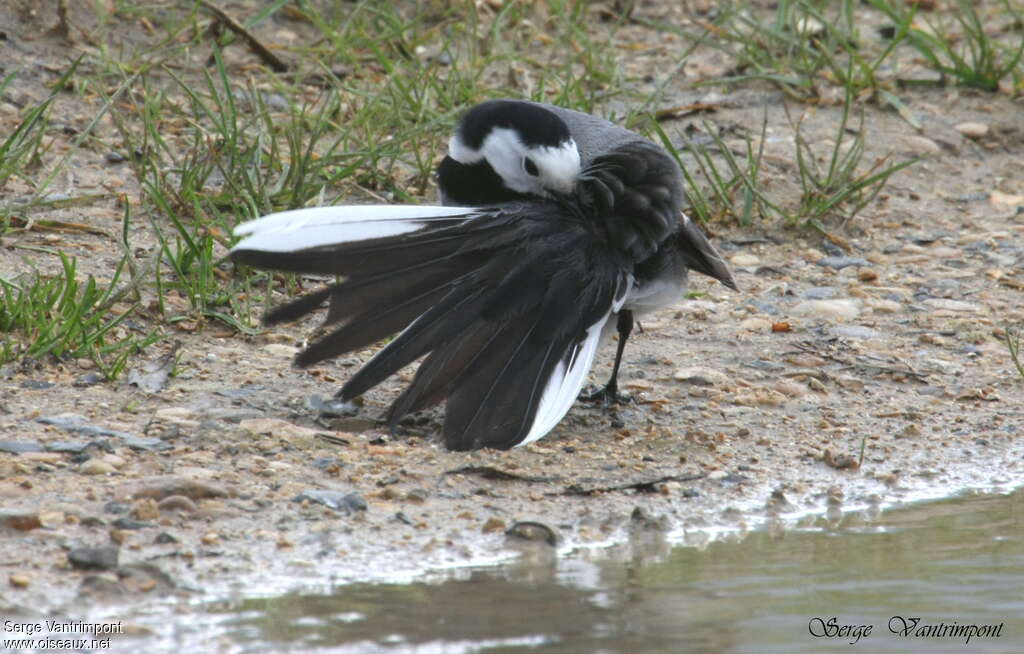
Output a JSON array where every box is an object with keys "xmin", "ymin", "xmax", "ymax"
[{"xmin": 230, "ymin": 99, "xmax": 737, "ymax": 451}]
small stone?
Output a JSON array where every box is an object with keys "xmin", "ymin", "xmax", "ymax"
[
  {"xmin": 132, "ymin": 499, "xmax": 160, "ymax": 521},
  {"xmin": 129, "ymin": 477, "xmax": 229, "ymax": 501},
  {"xmin": 866, "ymin": 298, "xmax": 902, "ymax": 314},
  {"xmin": 0, "ymin": 440, "xmax": 45, "ymax": 454},
  {"xmin": 506, "ymin": 521, "xmax": 559, "ymax": 546},
  {"xmin": 630, "ymin": 506, "xmax": 669, "ymax": 531},
  {"xmin": 802, "ymin": 287, "xmax": 838, "ymax": 300},
  {"xmin": 897, "ymin": 424, "xmax": 921, "ymax": 438},
  {"xmin": 792, "ymin": 299, "xmax": 860, "ymax": 321},
  {"xmin": 858, "ymin": 268, "xmax": 879, "ymax": 282},
  {"xmin": 923, "ymin": 298, "xmax": 980, "ymax": 313},
  {"xmin": 200, "ymin": 532, "xmax": 220, "ymax": 546},
  {"xmin": 902, "ymin": 135, "xmax": 941, "ymax": 156},
  {"xmin": 80, "ymin": 459, "xmax": 116, "ymax": 475},
  {"xmin": 732, "ymin": 387, "xmax": 787, "ymax": 407},
  {"xmin": 105, "ymin": 151, "xmax": 126, "ymax": 164},
  {"xmin": 817, "ymin": 256, "xmax": 869, "ymax": 270},
  {"xmin": 1, "ymin": 511, "xmax": 43, "ymax": 531},
  {"xmin": 157, "ymin": 495, "xmax": 198, "ymax": 514},
  {"xmin": 37, "ymin": 510, "xmax": 65, "ymax": 528},
  {"xmin": 262, "ymin": 343, "xmax": 298, "ymax": 358},
  {"xmin": 774, "ymin": 380, "xmax": 807, "ymax": 397},
  {"xmin": 830, "ymin": 326, "xmax": 882, "ymax": 340},
  {"xmin": 673, "ymin": 366, "xmax": 728, "ymax": 386},
  {"xmin": 729, "ymin": 253, "xmax": 760, "ymax": 267},
  {"xmin": 954, "ymin": 122, "xmax": 989, "ymax": 140},
  {"xmin": 739, "ymin": 316, "xmax": 772, "ymax": 331},
  {"xmin": 9, "ymin": 573, "xmax": 30, "ymax": 588},
  {"xmin": 293, "ymin": 489, "xmax": 367, "ymax": 513},
  {"xmin": 103, "ymin": 454, "xmax": 126, "ymax": 469},
  {"xmin": 112, "ymin": 518, "xmax": 151, "ymax": 531},
  {"xmin": 68, "ymin": 545, "xmax": 120, "ymax": 570},
  {"xmin": 482, "ymin": 517, "xmax": 507, "ymax": 534}
]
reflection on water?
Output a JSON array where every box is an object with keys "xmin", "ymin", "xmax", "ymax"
[{"xmin": 210, "ymin": 489, "xmax": 1023, "ymax": 653}]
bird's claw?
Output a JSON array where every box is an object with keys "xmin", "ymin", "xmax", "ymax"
[{"xmin": 580, "ymin": 383, "xmax": 632, "ymax": 407}]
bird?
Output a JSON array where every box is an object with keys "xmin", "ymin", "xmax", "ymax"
[{"xmin": 230, "ymin": 99, "xmax": 736, "ymax": 451}]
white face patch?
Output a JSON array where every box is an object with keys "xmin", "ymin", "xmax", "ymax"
[{"xmin": 449, "ymin": 128, "xmax": 581, "ymax": 197}]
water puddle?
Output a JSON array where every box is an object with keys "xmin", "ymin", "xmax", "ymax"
[{"xmin": 106, "ymin": 487, "xmax": 1022, "ymax": 653}]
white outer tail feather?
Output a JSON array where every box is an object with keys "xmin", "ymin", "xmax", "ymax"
[
  {"xmin": 231, "ymin": 205, "xmax": 478, "ymax": 253},
  {"xmin": 519, "ymin": 312, "xmax": 610, "ymax": 446}
]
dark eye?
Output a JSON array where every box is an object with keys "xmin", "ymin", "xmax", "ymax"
[{"xmin": 523, "ymin": 157, "xmax": 539, "ymax": 176}]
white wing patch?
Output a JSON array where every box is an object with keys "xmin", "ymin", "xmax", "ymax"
[
  {"xmin": 518, "ymin": 311, "xmax": 611, "ymax": 446},
  {"xmin": 231, "ymin": 205, "xmax": 479, "ymax": 253}
]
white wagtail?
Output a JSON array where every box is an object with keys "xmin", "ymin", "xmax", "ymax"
[{"xmin": 230, "ymin": 99, "xmax": 736, "ymax": 451}]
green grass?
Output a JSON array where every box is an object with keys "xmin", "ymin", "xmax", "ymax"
[
  {"xmin": 1007, "ymin": 324, "xmax": 1024, "ymax": 381},
  {"xmin": 0, "ymin": 0, "xmax": 1019, "ymax": 377},
  {"xmin": 0, "ymin": 251, "xmax": 160, "ymax": 378}
]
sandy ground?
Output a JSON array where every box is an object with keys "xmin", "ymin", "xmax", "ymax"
[{"xmin": 1, "ymin": 0, "xmax": 1023, "ymax": 630}]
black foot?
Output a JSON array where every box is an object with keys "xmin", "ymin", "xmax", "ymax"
[{"xmin": 580, "ymin": 383, "xmax": 632, "ymax": 407}]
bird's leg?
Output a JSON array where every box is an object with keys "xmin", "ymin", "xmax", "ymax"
[{"xmin": 581, "ymin": 310, "xmax": 633, "ymax": 406}]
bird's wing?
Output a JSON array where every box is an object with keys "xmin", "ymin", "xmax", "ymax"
[{"xmin": 230, "ymin": 202, "xmax": 628, "ymax": 450}]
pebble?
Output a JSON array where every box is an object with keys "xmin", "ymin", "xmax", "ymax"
[
  {"xmin": 831, "ymin": 326, "xmax": 882, "ymax": 340},
  {"xmin": 923, "ymin": 298, "xmax": 980, "ymax": 312},
  {"xmin": 673, "ymin": 366, "xmax": 728, "ymax": 386},
  {"xmin": 68, "ymin": 545, "xmax": 120, "ymax": 571},
  {"xmin": 132, "ymin": 499, "xmax": 160, "ymax": 521},
  {"xmin": 802, "ymin": 287, "xmax": 838, "ymax": 300},
  {"xmin": 0, "ymin": 440, "xmax": 44, "ymax": 454},
  {"xmin": 157, "ymin": 495, "xmax": 198, "ymax": 513},
  {"xmin": 129, "ymin": 477, "xmax": 229, "ymax": 501},
  {"xmin": 203, "ymin": 407, "xmax": 264, "ymax": 423},
  {"xmin": 294, "ymin": 490, "xmax": 367, "ymax": 513},
  {"xmin": 73, "ymin": 372, "xmax": 106, "ymax": 387},
  {"xmin": 732, "ymin": 387, "xmax": 787, "ymax": 407},
  {"xmin": 954, "ymin": 122, "xmax": 989, "ymax": 140},
  {"xmin": 505, "ymin": 521, "xmax": 560, "ymax": 546},
  {"xmin": 729, "ymin": 253, "xmax": 760, "ymax": 267},
  {"xmin": 774, "ymin": 380, "xmax": 807, "ymax": 398},
  {"xmin": 739, "ymin": 316, "xmax": 772, "ymax": 331},
  {"xmin": 792, "ymin": 299, "xmax": 861, "ymax": 321},
  {"xmin": 481, "ymin": 517, "xmax": 506, "ymax": 534},
  {"xmin": 9, "ymin": 573, "xmax": 30, "ymax": 588},
  {"xmin": 80, "ymin": 459, "xmax": 117, "ymax": 475},
  {"xmin": 902, "ymin": 135, "xmax": 942, "ymax": 156},
  {"xmin": 262, "ymin": 343, "xmax": 298, "ymax": 358},
  {"xmin": 817, "ymin": 256, "xmax": 869, "ymax": 270},
  {"xmin": 858, "ymin": 268, "xmax": 879, "ymax": 282},
  {"xmin": 112, "ymin": 518, "xmax": 151, "ymax": 530},
  {"xmin": 629, "ymin": 506, "xmax": 669, "ymax": 531},
  {"xmin": 865, "ymin": 298, "xmax": 902, "ymax": 313},
  {"xmin": 0, "ymin": 511, "xmax": 43, "ymax": 531}
]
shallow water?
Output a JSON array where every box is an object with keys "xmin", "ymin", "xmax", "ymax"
[{"xmin": 178, "ymin": 488, "xmax": 1023, "ymax": 653}]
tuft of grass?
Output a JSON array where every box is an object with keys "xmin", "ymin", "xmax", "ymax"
[
  {"xmin": 867, "ymin": 0, "xmax": 1024, "ymax": 92},
  {"xmin": 0, "ymin": 252, "xmax": 161, "ymax": 379},
  {"xmin": 1007, "ymin": 324, "xmax": 1024, "ymax": 381},
  {"xmin": 788, "ymin": 88, "xmax": 916, "ymax": 228},
  {"xmin": 654, "ymin": 87, "xmax": 914, "ymax": 228},
  {"xmin": 0, "ymin": 60, "xmax": 81, "ymax": 198}
]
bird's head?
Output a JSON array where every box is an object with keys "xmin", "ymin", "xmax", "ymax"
[{"xmin": 447, "ymin": 100, "xmax": 581, "ymax": 199}]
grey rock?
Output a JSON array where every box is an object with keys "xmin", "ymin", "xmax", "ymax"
[
  {"xmin": 68, "ymin": 545, "xmax": 120, "ymax": 571},
  {"xmin": 294, "ymin": 490, "xmax": 367, "ymax": 513},
  {"xmin": 802, "ymin": 286, "xmax": 839, "ymax": 300},
  {"xmin": 831, "ymin": 326, "xmax": 882, "ymax": 340},
  {"xmin": 0, "ymin": 440, "xmax": 45, "ymax": 454},
  {"xmin": 817, "ymin": 256, "xmax": 869, "ymax": 270}
]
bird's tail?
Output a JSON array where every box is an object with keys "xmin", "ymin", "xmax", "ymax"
[{"xmin": 230, "ymin": 203, "xmax": 623, "ymax": 450}]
